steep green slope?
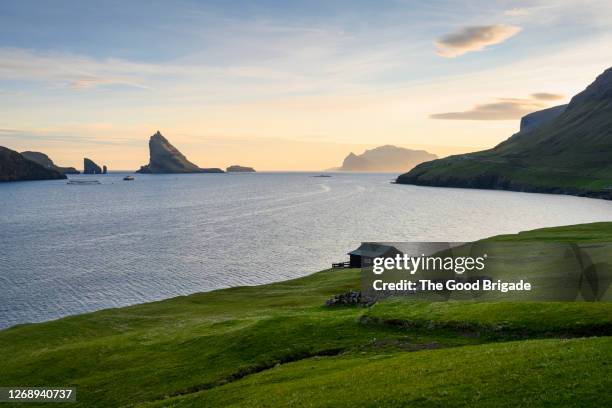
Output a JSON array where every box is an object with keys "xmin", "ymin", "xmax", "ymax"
[
  {"xmin": 397, "ymin": 67, "xmax": 612, "ymax": 198},
  {"xmin": 0, "ymin": 223, "xmax": 611, "ymax": 407}
]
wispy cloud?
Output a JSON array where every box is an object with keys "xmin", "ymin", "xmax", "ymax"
[
  {"xmin": 531, "ymin": 92, "xmax": 564, "ymax": 100},
  {"xmin": 435, "ymin": 25, "xmax": 522, "ymax": 58},
  {"xmin": 430, "ymin": 96, "xmax": 551, "ymax": 120},
  {"xmin": 0, "ymin": 48, "xmax": 162, "ymax": 90},
  {"xmin": 504, "ymin": 8, "xmax": 530, "ymax": 17},
  {"xmin": 70, "ymin": 77, "xmax": 150, "ymax": 90}
]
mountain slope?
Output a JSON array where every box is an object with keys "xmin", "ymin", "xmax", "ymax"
[
  {"xmin": 337, "ymin": 145, "xmax": 437, "ymax": 172},
  {"xmin": 137, "ymin": 131, "xmax": 223, "ymax": 173},
  {"xmin": 0, "ymin": 146, "xmax": 67, "ymax": 182},
  {"xmin": 397, "ymin": 67, "xmax": 612, "ymax": 199}
]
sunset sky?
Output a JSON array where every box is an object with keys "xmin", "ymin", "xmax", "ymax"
[{"xmin": 1, "ymin": 0, "xmax": 612, "ymax": 170}]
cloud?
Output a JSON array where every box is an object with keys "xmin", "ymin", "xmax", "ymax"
[
  {"xmin": 0, "ymin": 48, "xmax": 164, "ymax": 90},
  {"xmin": 504, "ymin": 8, "xmax": 530, "ymax": 16},
  {"xmin": 435, "ymin": 25, "xmax": 522, "ymax": 58},
  {"xmin": 531, "ymin": 92, "xmax": 564, "ymax": 100},
  {"xmin": 430, "ymin": 97, "xmax": 546, "ymax": 120},
  {"xmin": 70, "ymin": 77, "xmax": 150, "ymax": 90}
]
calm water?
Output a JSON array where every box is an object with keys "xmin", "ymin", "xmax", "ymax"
[{"xmin": 1, "ymin": 172, "xmax": 611, "ymax": 328}]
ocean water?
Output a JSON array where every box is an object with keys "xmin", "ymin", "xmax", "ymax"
[{"xmin": 1, "ymin": 172, "xmax": 611, "ymax": 328}]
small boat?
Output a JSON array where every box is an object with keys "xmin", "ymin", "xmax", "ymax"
[
  {"xmin": 123, "ymin": 176, "xmax": 135, "ymax": 181},
  {"xmin": 67, "ymin": 179, "xmax": 101, "ymax": 185},
  {"xmin": 312, "ymin": 174, "xmax": 332, "ymax": 178}
]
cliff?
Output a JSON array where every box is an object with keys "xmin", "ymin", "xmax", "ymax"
[
  {"xmin": 396, "ymin": 67, "xmax": 612, "ymax": 199},
  {"xmin": 0, "ymin": 146, "xmax": 67, "ymax": 182},
  {"xmin": 137, "ymin": 131, "xmax": 223, "ymax": 173},
  {"xmin": 519, "ymin": 104, "xmax": 567, "ymax": 133},
  {"xmin": 21, "ymin": 151, "xmax": 80, "ymax": 174}
]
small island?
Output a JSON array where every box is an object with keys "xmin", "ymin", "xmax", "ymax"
[
  {"xmin": 137, "ymin": 131, "xmax": 224, "ymax": 174},
  {"xmin": 332, "ymin": 145, "xmax": 437, "ymax": 172},
  {"xmin": 226, "ymin": 165, "xmax": 255, "ymax": 173}
]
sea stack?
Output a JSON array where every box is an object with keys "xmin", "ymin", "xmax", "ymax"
[
  {"xmin": 226, "ymin": 165, "xmax": 255, "ymax": 173},
  {"xmin": 136, "ymin": 131, "xmax": 224, "ymax": 174},
  {"xmin": 0, "ymin": 146, "xmax": 67, "ymax": 182},
  {"xmin": 84, "ymin": 158, "xmax": 103, "ymax": 174}
]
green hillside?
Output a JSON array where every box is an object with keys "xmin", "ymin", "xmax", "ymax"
[
  {"xmin": 397, "ymin": 68, "xmax": 612, "ymax": 199},
  {"xmin": 1, "ymin": 223, "xmax": 611, "ymax": 407}
]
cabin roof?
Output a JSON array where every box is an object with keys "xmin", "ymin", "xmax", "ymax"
[{"xmin": 348, "ymin": 243, "xmax": 400, "ymax": 257}]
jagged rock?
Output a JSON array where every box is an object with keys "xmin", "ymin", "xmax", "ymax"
[
  {"xmin": 83, "ymin": 158, "xmax": 103, "ymax": 174},
  {"xmin": 336, "ymin": 145, "xmax": 437, "ymax": 172},
  {"xmin": 21, "ymin": 151, "xmax": 80, "ymax": 174},
  {"xmin": 0, "ymin": 146, "xmax": 66, "ymax": 182},
  {"xmin": 226, "ymin": 165, "xmax": 255, "ymax": 172},
  {"xmin": 102, "ymin": 165, "xmax": 107, "ymax": 174},
  {"xmin": 136, "ymin": 131, "xmax": 224, "ymax": 174}
]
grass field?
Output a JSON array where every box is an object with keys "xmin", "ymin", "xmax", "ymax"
[{"xmin": 1, "ymin": 223, "xmax": 611, "ymax": 407}]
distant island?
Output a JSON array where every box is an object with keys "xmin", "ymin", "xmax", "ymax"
[
  {"xmin": 21, "ymin": 151, "xmax": 80, "ymax": 174},
  {"xmin": 0, "ymin": 146, "xmax": 66, "ymax": 182},
  {"xmin": 332, "ymin": 145, "xmax": 437, "ymax": 172},
  {"xmin": 137, "ymin": 131, "xmax": 224, "ymax": 174},
  {"xmin": 397, "ymin": 67, "xmax": 612, "ymax": 200},
  {"xmin": 226, "ymin": 165, "xmax": 255, "ymax": 173}
]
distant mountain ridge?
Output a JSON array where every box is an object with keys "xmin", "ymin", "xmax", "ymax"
[
  {"xmin": 0, "ymin": 146, "xmax": 67, "ymax": 182},
  {"xmin": 396, "ymin": 67, "xmax": 612, "ymax": 199},
  {"xmin": 335, "ymin": 145, "xmax": 437, "ymax": 172},
  {"xmin": 137, "ymin": 131, "xmax": 223, "ymax": 174}
]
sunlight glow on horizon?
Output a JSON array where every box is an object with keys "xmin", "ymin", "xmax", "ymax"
[{"xmin": 1, "ymin": 0, "xmax": 612, "ymax": 170}]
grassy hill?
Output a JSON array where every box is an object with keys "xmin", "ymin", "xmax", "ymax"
[
  {"xmin": 396, "ymin": 68, "xmax": 612, "ymax": 199},
  {"xmin": 1, "ymin": 223, "xmax": 611, "ymax": 407}
]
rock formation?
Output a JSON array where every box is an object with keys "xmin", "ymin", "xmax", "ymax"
[
  {"xmin": 226, "ymin": 165, "xmax": 256, "ymax": 172},
  {"xmin": 102, "ymin": 165, "xmax": 107, "ymax": 174},
  {"xmin": 84, "ymin": 158, "xmax": 103, "ymax": 174},
  {"xmin": 0, "ymin": 146, "xmax": 67, "ymax": 182},
  {"xmin": 335, "ymin": 145, "xmax": 437, "ymax": 172},
  {"xmin": 136, "ymin": 131, "xmax": 224, "ymax": 173},
  {"xmin": 21, "ymin": 151, "xmax": 80, "ymax": 174}
]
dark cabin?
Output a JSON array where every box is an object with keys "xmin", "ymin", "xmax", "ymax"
[{"xmin": 348, "ymin": 243, "xmax": 403, "ymax": 268}]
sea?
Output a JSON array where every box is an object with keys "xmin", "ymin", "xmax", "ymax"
[{"xmin": 1, "ymin": 172, "xmax": 611, "ymax": 328}]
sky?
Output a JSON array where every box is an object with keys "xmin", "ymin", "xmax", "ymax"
[{"xmin": 1, "ymin": 0, "xmax": 612, "ymax": 171}]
